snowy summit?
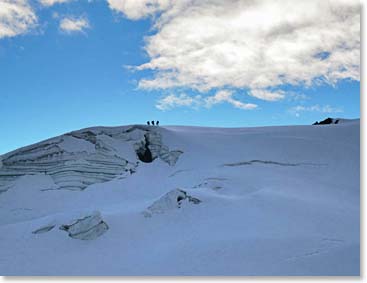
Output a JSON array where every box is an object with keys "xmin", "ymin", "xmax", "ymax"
[{"xmin": 0, "ymin": 119, "xmax": 360, "ymax": 275}]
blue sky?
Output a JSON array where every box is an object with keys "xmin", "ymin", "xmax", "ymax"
[{"xmin": 0, "ymin": 0, "xmax": 360, "ymax": 154}]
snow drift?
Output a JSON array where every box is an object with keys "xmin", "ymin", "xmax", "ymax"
[{"xmin": 0, "ymin": 120, "xmax": 360, "ymax": 275}]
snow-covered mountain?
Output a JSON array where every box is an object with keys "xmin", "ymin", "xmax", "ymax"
[{"xmin": 0, "ymin": 120, "xmax": 360, "ymax": 275}]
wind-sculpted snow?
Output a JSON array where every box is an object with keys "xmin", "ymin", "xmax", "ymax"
[
  {"xmin": 0, "ymin": 125, "xmax": 183, "ymax": 191},
  {"xmin": 193, "ymin": 178, "xmax": 227, "ymax": 191},
  {"xmin": 143, "ymin": 189, "xmax": 201, "ymax": 217}
]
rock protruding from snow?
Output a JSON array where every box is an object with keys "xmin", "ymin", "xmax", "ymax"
[
  {"xmin": 59, "ymin": 212, "xmax": 108, "ymax": 240},
  {"xmin": 313, "ymin": 117, "xmax": 341, "ymax": 125},
  {"xmin": 134, "ymin": 130, "xmax": 183, "ymax": 166},
  {"xmin": 144, "ymin": 189, "xmax": 201, "ymax": 217}
]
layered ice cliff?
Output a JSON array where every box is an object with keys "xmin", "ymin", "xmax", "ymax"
[{"xmin": 0, "ymin": 125, "xmax": 182, "ymax": 191}]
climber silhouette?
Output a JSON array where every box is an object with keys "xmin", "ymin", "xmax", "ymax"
[
  {"xmin": 156, "ymin": 121, "xmax": 160, "ymax": 126},
  {"xmin": 147, "ymin": 121, "xmax": 150, "ymax": 126},
  {"xmin": 151, "ymin": 121, "xmax": 155, "ymax": 126}
]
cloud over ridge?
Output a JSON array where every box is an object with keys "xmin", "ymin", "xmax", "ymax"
[
  {"xmin": 156, "ymin": 90, "xmax": 257, "ymax": 111},
  {"xmin": 289, "ymin": 104, "xmax": 343, "ymax": 117}
]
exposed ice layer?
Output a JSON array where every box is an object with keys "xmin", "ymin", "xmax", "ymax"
[
  {"xmin": 134, "ymin": 130, "xmax": 183, "ymax": 165},
  {"xmin": 0, "ymin": 137, "xmax": 134, "ymax": 190},
  {"xmin": 32, "ymin": 224, "xmax": 55, "ymax": 234},
  {"xmin": 144, "ymin": 189, "xmax": 201, "ymax": 217},
  {"xmin": 0, "ymin": 125, "xmax": 182, "ymax": 190},
  {"xmin": 59, "ymin": 211, "xmax": 109, "ymax": 240}
]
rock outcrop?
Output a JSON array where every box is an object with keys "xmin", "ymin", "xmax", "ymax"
[{"xmin": 313, "ymin": 118, "xmax": 340, "ymax": 125}]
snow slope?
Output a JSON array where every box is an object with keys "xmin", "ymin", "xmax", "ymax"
[{"xmin": 0, "ymin": 120, "xmax": 360, "ymax": 275}]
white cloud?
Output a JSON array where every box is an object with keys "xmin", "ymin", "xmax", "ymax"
[
  {"xmin": 287, "ymin": 92, "xmax": 308, "ymax": 102},
  {"xmin": 289, "ymin": 104, "xmax": 343, "ymax": 117},
  {"xmin": 39, "ymin": 0, "xmax": 74, "ymax": 6},
  {"xmin": 205, "ymin": 90, "xmax": 257, "ymax": 110},
  {"xmin": 0, "ymin": 0, "xmax": 37, "ymax": 39},
  {"xmin": 107, "ymin": 0, "xmax": 171, "ymax": 20},
  {"xmin": 156, "ymin": 93, "xmax": 201, "ymax": 110},
  {"xmin": 59, "ymin": 16, "xmax": 89, "ymax": 33},
  {"xmin": 110, "ymin": 0, "xmax": 360, "ymax": 104},
  {"xmin": 249, "ymin": 89, "xmax": 285, "ymax": 101},
  {"xmin": 156, "ymin": 90, "xmax": 257, "ymax": 111}
]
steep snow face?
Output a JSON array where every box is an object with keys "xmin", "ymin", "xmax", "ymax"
[
  {"xmin": 0, "ymin": 125, "xmax": 182, "ymax": 191},
  {"xmin": 0, "ymin": 120, "xmax": 360, "ymax": 275}
]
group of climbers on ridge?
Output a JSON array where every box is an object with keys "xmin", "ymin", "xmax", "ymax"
[{"xmin": 147, "ymin": 121, "xmax": 159, "ymax": 126}]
